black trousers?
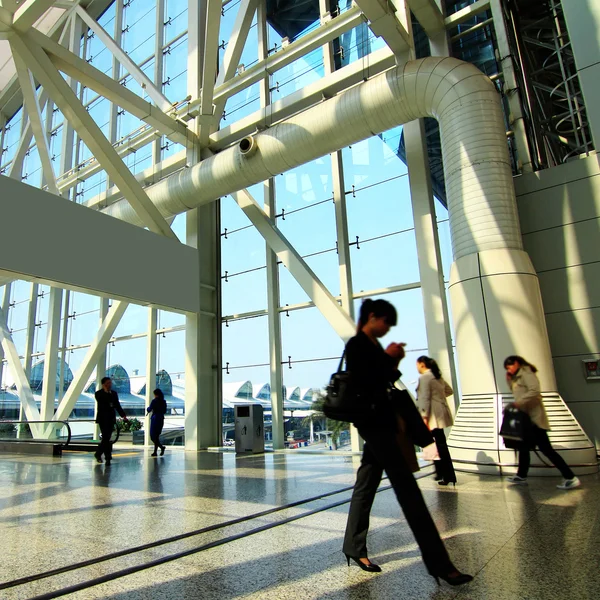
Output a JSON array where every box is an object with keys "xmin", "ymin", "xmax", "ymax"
[
  {"xmin": 96, "ymin": 423, "xmax": 115, "ymax": 461},
  {"xmin": 432, "ymin": 429, "xmax": 456, "ymax": 483},
  {"xmin": 343, "ymin": 425, "xmax": 453, "ymax": 575},
  {"xmin": 517, "ymin": 425, "xmax": 575, "ymax": 479}
]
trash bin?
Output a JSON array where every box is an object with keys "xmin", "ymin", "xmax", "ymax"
[{"xmin": 234, "ymin": 404, "xmax": 265, "ymax": 454}]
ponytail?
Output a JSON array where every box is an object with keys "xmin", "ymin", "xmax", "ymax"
[
  {"xmin": 417, "ymin": 355, "xmax": 442, "ymax": 379},
  {"xmin": 357, "ymin": 298, "xmax": 397, "ymax": 333},
  {"xmin": 504, "ymin": 355, "xmax": 538, "ymax": 373}
]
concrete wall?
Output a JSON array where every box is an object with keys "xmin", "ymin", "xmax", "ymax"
[{"xmin": 515, "ymin": 153, "xmax": 600, "ymax": 448}]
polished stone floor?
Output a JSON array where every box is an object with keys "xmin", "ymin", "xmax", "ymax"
[{"xmin": 0, "ymin": 447, "xmax": 598, "ymax": 600}]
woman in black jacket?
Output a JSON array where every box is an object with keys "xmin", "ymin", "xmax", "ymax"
[{"xmin": 342, "ymin": 299, "xmax": 472, "ymax": 586}]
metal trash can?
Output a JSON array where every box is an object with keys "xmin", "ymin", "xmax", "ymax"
[{"xmin": 234, "ymin": 404, "xmax": 265, "ymax": 454}]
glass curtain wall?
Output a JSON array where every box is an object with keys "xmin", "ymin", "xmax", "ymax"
[{"xmin": 0, "ymin": 1, "xmax": 455, "ymax": 449}]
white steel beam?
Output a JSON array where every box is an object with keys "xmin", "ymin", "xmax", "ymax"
[
  {"xmin": 40, "ymin": 287, "xmax": 62, "ymax": 421},
  {"xmin": 208, "ymin": 5, "xmax": 364, "ymax": 110},
  {"xmin": 354, "ymin": 0, "xmax": 411, "ymax": 56},
  {"xmin": 7, "ymin": 91, "xmax": 48, "ymax": 180},
  {"xmin": 257, "ymin": 0, "xmax": 283, "ymax": 450},
  {"xmin": 212, "ymin": 0, "xmax": 258, "ymax": 124},
  {"xmin": 152, "ymin": 0, "xmax": 165, "ymax": 164},
  {"xmin": 199, "ymin": 0, "xmax": 222, "ymax": 118},
  {"xmin": 231, "ymin": 189, "xmax": 356, "ymax": 340},
  {"xmin": 444, "ymin": 0, "xmax": 490, "ymax": 28},
  {"xmin": 0, "ymin": 304, "xmax": 41, "ymax": 424},
  {"xmin": 12, "ymin": 0, "xmax": 56, "ymax": 32},
  {"xmin": 10, "ymin": 33, "xmax": 178, "ymax": 239},
  {"xmin": 0, "ymin": 282, "xmax": 12, "ymax": 395},
  {"xmin": 144, "ymin": 307, "xmax": 157, "ymax": 446},
  {"xmin": 53, "ymin": 300, "xmax": 128, "ymax": 422},
  {"xmin": 75, "ymin": 5, "xmax": 173, "ymax": 113},
  {"xmin": 25, "ymin": 27, "xmax": 194, "ymax": 147},
  {"xmin": 209, "ymin": 45, "xmax": 396, "ymax": 150},
  {"xmin": 406, "ymin": 0, "xmax": 445, "ymax": 36},
  {"xmin": 10, "ymin": 49, "xmax": 59, "ymax": 194}
]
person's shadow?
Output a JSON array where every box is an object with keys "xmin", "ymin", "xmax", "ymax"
[{"xmin": 148, "ymin": 457, "xmax": 164, "ymax": 495}]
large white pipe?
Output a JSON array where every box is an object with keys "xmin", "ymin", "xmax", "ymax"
[
  {"xmin": 103, "ymin": 55, "xmax": 596, "ymax": 471},
  {"xmin": 104, "ymin": 57, "xmax": 522, "ymax": 260}
]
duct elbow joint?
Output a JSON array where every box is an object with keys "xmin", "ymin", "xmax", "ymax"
[{"xmin": 239, "ymin": 136, "xmax": 258, "ymax": 158}]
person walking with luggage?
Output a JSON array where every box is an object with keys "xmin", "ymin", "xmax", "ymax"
[
  {"xmin": 94, "ymin": 377, "xmax": 129, "ymax": 465},
  {"xmin": 417, "ymin": 356, "xmax": 457, "ymax": 486},
  {"xmin": 504, "ymin": 355, "xmax": 581, "ymax": 489},
  {"xmin": 342, "ymin": 298, "xmax": 472, "ymax": 586},
  {"xmin": 147, "ymin": 388, "xmax": 167, "ymax": 457}
]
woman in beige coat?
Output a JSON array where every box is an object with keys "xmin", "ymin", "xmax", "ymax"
[
  {"xmin": 504, "ymin": 355, "xmax": 581, "ymax": 489},
  {"xmin": 417, "ymin": 356, "xmax": 456, "ymax": 486}
]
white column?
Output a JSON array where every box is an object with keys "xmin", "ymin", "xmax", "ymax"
[
  {"xmin": 404, "ymin": 119, "xmax": 458, "ymax": 406},
  {"xmin": 257, "ymin": 0, "xmax": 284, "ymax": 450},
  {"xmin": 21, "ymin": 283, "xmax": 38, "ymax": 425},
  {"xmin": 0, "ymin": 283, "xmax": 12, "ymax": 397},
  {"xmin": 94, "ymin": 298, "xmax": 110, "ymax": 439},
  {"xmin": 185, "ymin": 0, "xmax": 222, "ymax": 450},
  {"xmin": 58, "ymin": 290, "xmax": 70, "ymax": 399},
  {"xmin": 40, "ymin": 287, "xmax": 63, "ymax": 423},
  {"xmin": 185, "ymin": 208, "xmax": 221, "ymax": 449},
  {"xmin": 145, "ymin": 308, "xmax": 157, "ymax": 447},
  {"xmin": 320, "ymin": 0, "xmax": 360, "ymax": 452}
]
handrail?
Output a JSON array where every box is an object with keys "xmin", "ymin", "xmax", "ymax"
[
  {"xmin": 0, "ymin": 420, "xmax": 72, "ymax": 447},
  {"xmin": 0, "ymin": 420, "xmax": 122, "ymax": 447}
]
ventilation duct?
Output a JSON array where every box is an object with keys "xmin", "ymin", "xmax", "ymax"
[{"xmin": 104, "ymin": 57, "xmax": 521, "ymax": 261}]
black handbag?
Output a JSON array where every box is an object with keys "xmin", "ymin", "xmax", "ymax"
[
  {"xmin": 323, "ymin": 351, "xmax": 361, "ymax": 422},
  {"xmin": 500, "ymin": 406, "xmax": 534, "ymax": 449},
  {"xmin": 389, "ymin": 387, "xmax": 434, "ymax": 448}
]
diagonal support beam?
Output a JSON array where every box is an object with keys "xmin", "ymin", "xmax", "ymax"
[
  {"xmin": 0, "ymin": 305, "xmax": 41, "ymax": 424},
  {"xmin": 213, "ymin": 0, "xmax": 258, "ymax": 125},
  {"xmin": 354, "ymin": 0, "xmax": 411, "ymax": 56},
  {"xmin": 230, "ymin": 189, "xmax": 355, "ymax": 340},
  {"xmin": 12, "ymin": 0, "xmax": 56, "ymax": 33},
  {"xmin": 10, "ymin": 47, "xmax": 59, "ymax": 194},
  {"xmin": 8, "ymin": 90, "xmax": 48, "ymax": 179},
  {"xmin": 10, "ymin": 33, "xmax": 178, "ymax": 239},
  {"xmin": 406, "ymin": 0, "xmax": 445, "ymax": 37},
  {"xmin": 53, "ymin": 300, "xmax": 128, "ymax": 422},
  {"xmin": 75, "ymin": 6, "xmax": 173, "ymax": 114},
  {"xmin": 25, "ymin": 27, "xmax": 195, "ymax": 147}
]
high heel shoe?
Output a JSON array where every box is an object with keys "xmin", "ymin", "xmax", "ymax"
[
  {"xmin": 432, "ymin": 571, "xmax": 473, "ymax": 586},
  {"xmin": 437, "ymin": 480, "xmax": 456, "ymax": 487},
  {"xmin": 160, "ymin": 445, "xmax": 166, "ymax": 456},
  {"xmin": 344, "ymin": 554, "xmax": 382, "ymax": 573}
]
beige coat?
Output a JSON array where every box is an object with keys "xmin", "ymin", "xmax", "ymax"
[
  {"xmin": 509, "ymin": 366, "xmax": 550, "ymax": 430},
  {"xmin": 417, "ymin": 370, "xmax": 454, "ymax": 430}
]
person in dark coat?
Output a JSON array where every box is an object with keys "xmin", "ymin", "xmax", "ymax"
[
  {"xmin": 342, "ymin": 299, "xmax": 472, "ymax": 587},
  {"xmin": 94, "ymin": 376, "xmax": 128, "ymax": 466},
  {"xmin": 147, "ymin": 388, "xmax": 167, "ymax": 457}
]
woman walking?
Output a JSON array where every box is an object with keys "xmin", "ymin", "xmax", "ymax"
[
  {"xmin": 504, "ymin": 355, "xmax": 580, "ymax": 489},
  {"xmin": 147, "ymin": 388, "xmax": 167, "ymax": 457},
  {"xmin": 342, "ymin": 299, "xmax": 472, "ymax": 586},
  {"xmin": 417, "ymin": 356, "xmax": 457, "ymax": 486}
]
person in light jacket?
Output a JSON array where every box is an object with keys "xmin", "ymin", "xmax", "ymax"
[
  {"xmin": 417, "ymin": 356, "xmax": 456, "ymax": 486},
  {"xmin": 504, "ymin": 355, "xmax": 581, "ymax": 490}
]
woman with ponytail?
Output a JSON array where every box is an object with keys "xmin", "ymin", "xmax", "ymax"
[
  {"xmin": 417, "ymin": 356, "xmax": 456, "ymax": 486},
  {"xmin": 342, "ymin": 299, "xmax": 472, "ymax": 586}
]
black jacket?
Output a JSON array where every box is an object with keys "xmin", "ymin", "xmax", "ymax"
[
  {"xmin": 95, "ymin": 389, "xmax": 126, "ymax": 425},
  {"xmin": 147, "ymin": 397, "xmax": 167, "ymax": 417},
  {"xmin": 345, "ymin": 331, "xmax": 401, "ymax": 427}
]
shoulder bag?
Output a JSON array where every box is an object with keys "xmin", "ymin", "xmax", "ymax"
[{"xmin": 323, "ymin": 350, "xmax": 361, "ymax": 422}]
